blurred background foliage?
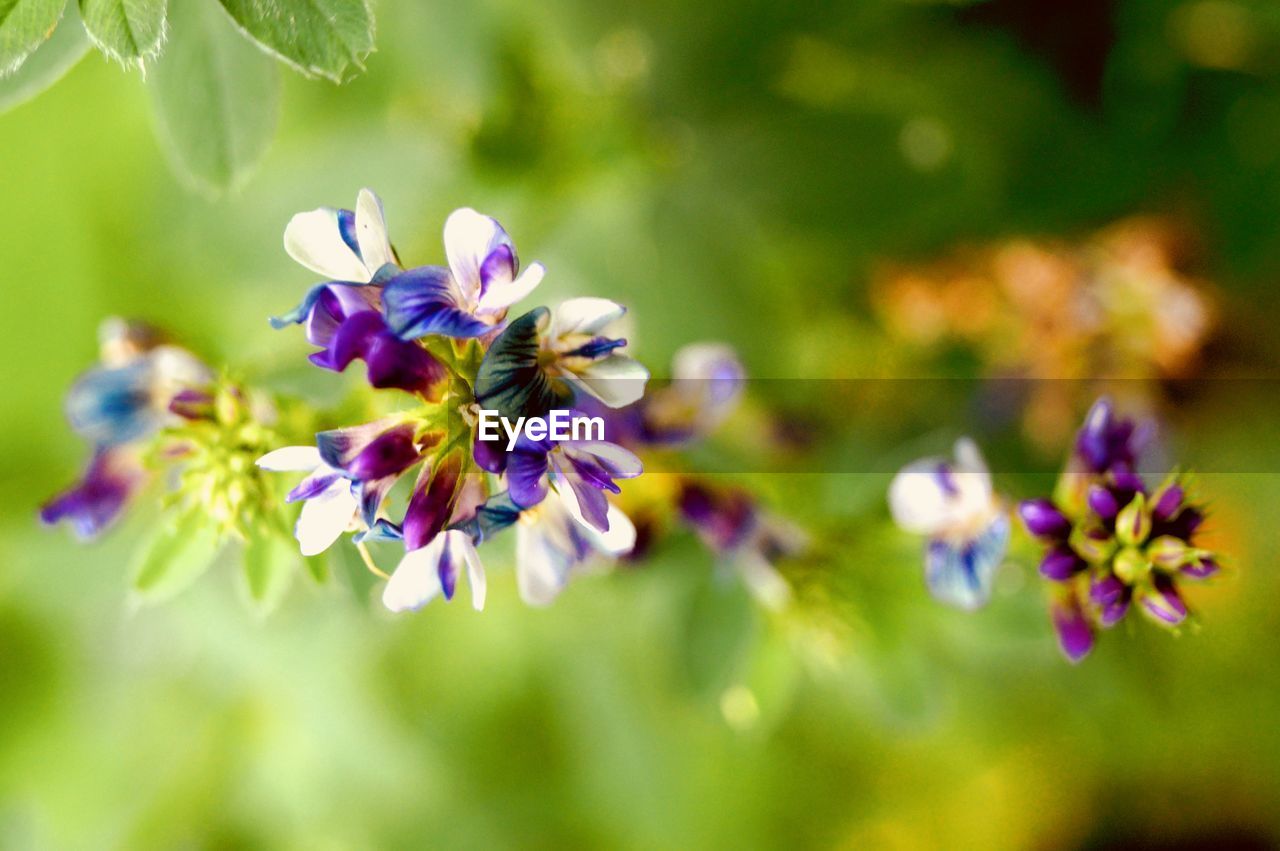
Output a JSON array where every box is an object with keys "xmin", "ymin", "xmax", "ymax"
[{"xmin": 4, "ymin": 0, "xmax": 1280, "ymax": 847}]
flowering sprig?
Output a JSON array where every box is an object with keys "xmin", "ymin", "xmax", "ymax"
[
  {"xmin": 262, "ymin": 190, "xmax": 652, "ymax": 612},
  {"xmin": 1019, "ymin": 398, "xmax": 1221, "ymax": 662}
]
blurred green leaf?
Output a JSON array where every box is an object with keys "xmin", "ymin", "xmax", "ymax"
[
  {"xmin": 240, "ymin": 529, "xmax": 295, "ymax": 613},
  {"xmin": 0, "ymin": 0, "xmax": 66, "ymax": 76},
  {"xmin": 0, "ymin": 2, "xmax": 86, "ymax": 111},
  {"xmin": 78, "ymin": 0, "xmax": 165, "ymax": 64},
  {"xmin": 129, "ymin": 506, "xmax": 221, "ymax": 602},
  {"xmin": 148, "ymin": 0, "xmax": 278, "ymax": 193},
  {"xmin": 215, "ymin": 0, "xmax": 372, "ymax": 83}
]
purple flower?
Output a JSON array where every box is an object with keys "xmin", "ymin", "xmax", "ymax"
[
  {"xmin": 497, "ymin": 434, "xmax": 642, "ymax": 534},
  {"xmin": 1074, "ymin": 397, "xmax": 1149, "ymax": 474},
  {"xmin": 515, "ymin": 483, "xmax": 637, "ymax": 606},
  {"xmin": 317, "ymin": 420, "xmax": 424, "ymax": 527},
  {"xmin": 281, "ymin": 188, "xmax": 397, "ymax": 285},
  {"xmin": 382, "ymin": 207, "xmax": 544, "ymax": 340},
  {"xmin": 40, "ymin": 449, "xmax": 143, "ymax": 540},
  {"xmin": 289, "ymin": 286, "xmax": 445, "ymax": 395},
  {"xmin": 256, "ymin": 445, "xmax": 360, "ymax": 556},
  {"xmin": 1039, "ymin": 547, "xmax": 1085, "ymax": 581}
]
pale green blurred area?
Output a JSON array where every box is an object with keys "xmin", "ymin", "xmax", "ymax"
[{"xmin": 5, "ymin": 0, "xmax": 1280, "ymax": 848}]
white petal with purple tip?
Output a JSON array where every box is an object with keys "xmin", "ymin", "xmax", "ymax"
[
  {"xmin": 284, "ymin": 207, "xmax": 370, "ymax": 282},
  {"xmin": 444, "ymin": 207, "xmax": 512, "ymax": 301},
  {"xmin": 476, "ymin": 261, "xmax": 545, "ymax": 314}
]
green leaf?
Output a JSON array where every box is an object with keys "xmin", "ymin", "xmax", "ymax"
[
  {"xmin": 240, "ymin": 530, "xmax": 296, "ymax": 614},
  {"xmin": 0, "ymin": 2, "xmax": 86, "ymax": 111},
  {"xmin": 215, "ymin": 0, "xmax": 372, "ymax": 83},
  {"xmin": 0, "ymin": 0, "xmax": 66, "ymax": 77},
  {"xmin": 148, "ymin": 0, "xmax": 278, "ymax": 193},
  {"xmin": 129, "ymin": 507, "xmax": 222, "ymax": 603},
  {"xmin": 78, "ymin": 0, "xmax": 164, "ymax": 64}
]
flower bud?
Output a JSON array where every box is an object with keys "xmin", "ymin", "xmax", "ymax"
[
  {"xmin": 1112, "ymin": 546, "xmax": 1150, "ymax": 585},
  {"xmin": 1089, "ymin": 572, "xmax": 1131, "ymax": 628},
  {"xmin": 1051, "ymin": 593, "xmax": 1094, "ymax": 664},
  {"xmin": 1137, "ymin": 576, "xmax": 1188, "ymax": 628},
  {"xmin": 1019, "ymin": 499, "xmax": 1071, "ymax": 539},
  {"xmin": 1115, "ymin": 493, "xmax": 1151, "ymax": 547},
  {"xmin": 1151, "ymin": 484, "xmax": 1184, "ymax": 522},
  {"xmin": 1086, "ymin": 485, "xmax": 1119, "ymax": 521},
  {"xmin": 1039, "ymin": 548, "xmax": 1085, "ymax": 581},
  {"xmin": 1147, "ymin": 535, "xmax": 1191, "ymax": 570},
  {"xmin": 1070, "ymin": 525, "xmax": 1116, "ymax": 565},
  {"xmin": 1181, "ymin": 555, "xmax": 1220, "ymax": 579}
]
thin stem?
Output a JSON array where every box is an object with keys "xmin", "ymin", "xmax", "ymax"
[{"xmin": 355, "ymin": 541, "xmax": 390, "ymax": 580}]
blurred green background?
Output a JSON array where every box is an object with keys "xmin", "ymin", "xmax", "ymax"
[{"xmin": 4, "ymin": 0, "xmax": 1280, "ymax": 847}]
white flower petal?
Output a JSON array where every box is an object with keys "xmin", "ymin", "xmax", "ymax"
[
  {"xmin": 550, "ymin": 297, "xmax": 626, "ymax": 339},
  {"xmin": 555, "ymin": 484, "xmax": 635, "ymax": 556},
  {"xmin": 476, "ymin": 261, "xmax": 544, "ymax": 314},
  {"xmin": 257, "ymin": 446, "xmax": 323, "ymax": 472},
  {"xmin": 382, "ymin": 539, "xmax": 445, "ymax": 613},
  {"xmin": 567, "ymin": 354, "xmax": 649, "ymax": 408},
  {"xmin": 564, "ymin": 440, "xmax": 643, "ymax": 479},
  {"xmin": 296, "ymin": 480, "xmax": 358, "ymax": 556},
  {"xmin": 888, "ymin": 456, "xmax": 954, "ymax": 536},
  {"xmin": 444, "ymin": 207, "xmax": 507, "ymax": 298},
  {"xmin": 283, "ymin": 207, "xmax": 370, "ymax": 282},
  {"xmin": 354, "ymin": 188, "xmax": 395, "ymax": 274},
  {"xmin": 515, "ymin": 519, "xmax": 573, "ymax": 607},
  {"xmin": 442, "ymin": 530, "xmax": 486, "ymax": 611}
]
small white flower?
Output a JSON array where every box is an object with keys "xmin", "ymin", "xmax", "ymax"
[
  {"xmin": 888, "ymin": 438, "xmax": 1009, "ymax": 610},
  {"xmin": 382, "ymin": 530, "xmax": 487, "ymax": 613},
  {"xmin": 256, "ymin": 446, "xmax": 359, "ymax": 557}
]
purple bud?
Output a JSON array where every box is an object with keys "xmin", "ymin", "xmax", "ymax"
[
  {"xmin": 347, "ymin": 425, "xmax": 421, "ymax": 482},
  {"xmin": 1039, "ymin": 548, "xmax": 1085, "ymax": 581},
  {"xmin": 1051, "ymin": 595, "xmax": 1094, "ymax": 664},
  {"xmin": 1019, "ymin": 499, "xmax": 1071, "ymax": 540},
  {"xmin": 1089, "ymin": 573, "xmax": 1131, "ymax": 628},
  {"xmin": 1181, "ymin": 556, "xmax": 1220, "ymax": 580},
  {"xmin": 1087, "ymin": 486, "xmax": 1120, "ymax": 521},
  {"xmin": 1111, "ymin": 469, "xmax": 1146, "ymax": 499},
  {"xmin": 168, "ymin": 388, "xmax": 215, "ymax": 421},
  {"xmin": 1138, "ymin": 576, "xmax": 1188, "ymax": 627},
  {"xmin": 1152, "ymin": 485, "xmax": 1184, "ymax": 522}
]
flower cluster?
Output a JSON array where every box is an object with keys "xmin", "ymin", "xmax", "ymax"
[
  {"xmin": 41, "ymin": 318, "xmax": 211, "ymax": 539},
  {"xmin": 1019, "ymin": 398, "xmax": 1220, "ymax": 662},
  {"xmin": 262, "ymin": 190, "xmax": 651, "ymax": 611}
]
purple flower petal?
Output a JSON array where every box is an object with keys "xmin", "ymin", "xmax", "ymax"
[
  {"xmin": 347, "ymin": 424, "xmax": 420, "ymax": 482},
  {"xmin": 478, "ymin": 244, "xmax": 516, "ymax": 297},
  {"xmin": 403, "ymin": 453, "xmax": 463, "ymax": 551},
  {"xmin": 382, "ymin": 266, "xmax": 493, "ymax": 340},
  {"xmin": 287, "ymin": 470, "xmax": 341, "ymax": 503},
  {"xmin": 507, "ymin": 448, "xmax": 550, "ymax": 508},
  {"xmin": 40, "ymin": 450, "xmax": 141, "ymax": 539},
  {"xmin": 472, "ymin": 436, "xmax": 508, "ymax": 474}
]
